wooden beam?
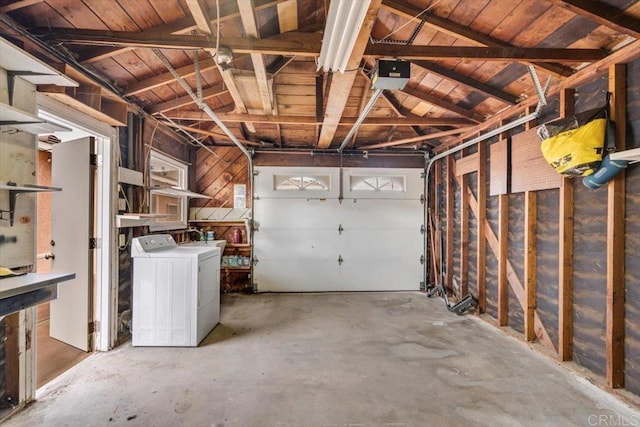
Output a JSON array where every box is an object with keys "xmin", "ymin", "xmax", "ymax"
[
  {"xmin": 238, "ymin": 0, "xmax": 274, "ymax": 114},
  {"xmin": 380, "ymin": 0, "xmax": 573, "ymax": 77},
  {"xmin": 440, "ymin": 39, "xmax": 640, "ymax": 153},
  {"xmin": 317, "ymin": 0, "xmax": 382, "ymax": 148},
  {"xmin": 160, "ymin": 120, "xmax": 261, "ymax": 147},
  {"xmin": 358, "ymin": 127, "xmax": 470, "ymax": 150},
  {"xmin": 37, "ymin": 28, "xmax": 323, "ymax": 57},
  {"xmin": 78, "ymin": 0, "xmax": 287, "ymax": 63},
  {"xmin": 366, "ymin": 45, "xmax": 607, "ymax": 63},
  {"xmin": 524, "ymin": 191, "xmax": 537, "ymax": 342},
  {"xmin": 277, "ymin": 0, "xmax": 298, "ymax": 32},
  {"xmin": 446, "ymin": 156, "xmax": 455, "ymax": 294},
  {"xmin": 558, "ymin": 88, "xmax": 575, "ymax": 362},
  {"xmin": 352, "ymin": 83, "xmax": 372, "ymax": 147},
  {"xmin": 412, "ymin": 60, "xmax": 519, "ymax": 105},
  {"xmin": 498, "ymin": 193, "xmax": 509, "ymax": 326},
  {"xmin": 267, "ymin": 56, "xmax": 295, "ymax": 76},
  {"xmin": 606, "ymin": 63, "xmax": 626, "ymax": 389},
  {"xmin": 401, "ymin": 86, "xmax": 484, "ymax": 122},
  {"xmin": 477, "ymin": 142, "xmax": 487, "ymax": 314},
  {"xmin": 315, "ymin": 73, "xmax": 324, "ymax": 123},
  {"xmin": 125, "ymin": 57, "xmax": 217, "ymax": 96},
  {"xmin": 162, "ymin": 111, "xmax": 474, "ymax": 127},
  {"xmin": 0, "ymin": 0, "xmax": 43, "ymax": 13},
  {"xmin": 185, "ymin": 0, "xmax": 256, "ymax": 132},
  {"xmin": 460, "ymin": 172, "xmax": 469, "ymax": 297},
  {"xmin": 545, "ymin": 0, "xmax": 640, "ymax": 39},
  {"xmin": 148, "ymin": 84, "xmax": 228, "ymax": 114}
]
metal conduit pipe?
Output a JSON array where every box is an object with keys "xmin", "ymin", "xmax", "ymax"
[
  {"xmin": 422, "ymin": 107, "xmax": 542, "ymax": 289},
  {"xmin": 152, "ymin": 48, "xmax": 257, "ymax": 291},
  {"xmin": 338, "ymin": 88, "xmax": 385, "ymax": 152}
]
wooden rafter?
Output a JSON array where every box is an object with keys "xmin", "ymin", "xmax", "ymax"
[
  {"xmin": 161, "ymin": 111, "xmax": 473, "ymax": 126},
  {"xmin": 317, "ymin": 0, "xmax": 382, "ymax": 148},
  {"xmin": 41, "ymin": 28, "xmax": 606, "ymax": 63},
  {"xmin": 358, "ymin": 127, "xmax": 469, "ymax": 150},
  {"xmin": 160, "ymin": 120, "xmax": 261, "ymax": 147},
  {"xmin": 0, "ymin": 0, "xmax": 43, "ymax": 13},
  {"xmin": 412, "ymin": 60, "xmax": 519, "ymax": 105},
  {"xmin": 125, "ymin": 57, "xmax": 217, "ymax": 96},
  {"xmin": 238, "ymin": 0, "xmax": 274, "ymax": 115},
  {"xmin": 380, "ymin": 0, "xmax": 574, "ymax": 77},
  {"xmin": 78, "ymin": 0, "xmax": 287, "ymax": 63},
  {"xmin": 545, "ymin": 0, "xmax": 640, "ymax": 39},
  {"xmin": 366, "ymin": 45, "xmax": 607, "ymax": 62},
  {"xmin": 185, "ymin": 0, "xmax": 256, "ymax": 132},
  {"xmin": 439, "ymin": 39, "xmax": 640, "ymax": 152},
  {"xmin": 148, "ymin": 84, "xmax": 228, "ymax": 114},
  {"xmin": 401, "ymin": 85, "xmax": 484, "ymax": 122}
]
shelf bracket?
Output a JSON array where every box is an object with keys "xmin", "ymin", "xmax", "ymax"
[{"xmin": 6, "ymin": 71, "xmax": 54, "ymax": 104}]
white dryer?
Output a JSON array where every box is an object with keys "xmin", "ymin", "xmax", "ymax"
[{"xmin": 131, "ymin": 234, "xmax": 221, "ymax": 346}]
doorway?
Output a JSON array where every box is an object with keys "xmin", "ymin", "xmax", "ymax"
[{"xmin": 33, "ymin": 94, "xmax": 117, "ymax": 388}]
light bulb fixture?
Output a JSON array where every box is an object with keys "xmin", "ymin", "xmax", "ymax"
[
  {"xmin": 215, "ymin": 46, "xmax": 234, "ymax": 70},
  {"xmin": 317, "ymin": 0, "xmax": 372, "ymax": 73}
]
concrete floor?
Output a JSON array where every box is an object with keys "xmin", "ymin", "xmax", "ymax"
[{"xmin": 6, "ymin": 292, "xmax": 640, "ymax": 426}]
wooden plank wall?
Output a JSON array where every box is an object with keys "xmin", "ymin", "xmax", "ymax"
[
  {"xmin": 193, "ymin": 146, "xmax": 251, "ymax": 209},
  {"xmin": 440, "ymin": 57, "xmax": 640, "ymax": 399}
]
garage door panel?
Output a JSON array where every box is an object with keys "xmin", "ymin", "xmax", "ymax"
[
  {"xmin": 340, "ymin": 230, "xmax": 422, "ymax": 260},
  {"xmin": 255, "ymin": 260, "xmax": 341, "ymax": 292},
  {"xmin": 340, "ymin": 199, "xmax": 423, "ymax": 230},
  {"xmin": 341, "ymin": 260, "xmax": 421, "ymax": 291},
  {"xmin": 255, "ymin": 198, "xmax": 341, "ymax": 229},
  {"xmin": 254, "ymin": 229, "xmax": 341, "ymax": 260}
]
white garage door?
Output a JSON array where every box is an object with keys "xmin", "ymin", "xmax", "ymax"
[{"xmin": 253, "ymin": 167, "xmax": 424, "ymax": 292}]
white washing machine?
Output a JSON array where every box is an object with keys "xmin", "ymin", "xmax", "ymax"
[{"xmin": 131, "ymin": 234, "xmax": 221, "ymax": 346}]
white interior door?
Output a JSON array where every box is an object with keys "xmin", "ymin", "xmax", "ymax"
[{"xmin": 49, "ymin": 137, "xmax": 94, "ymax": 351}]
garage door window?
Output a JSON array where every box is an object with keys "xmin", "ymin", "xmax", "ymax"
[
  {"xmin": 274, "ymin": 174, "xmax": 330, "ymax": 191},
  {"xmin": 350, "ymin": 175, "xmax": 405, "ymax": 192}
]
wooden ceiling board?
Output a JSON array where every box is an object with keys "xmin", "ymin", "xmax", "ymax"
[
  {"xmin": 12, "ymin": 1, "xmax": 76, "ymax": 28},
  {"xmin": 489, "ymin": 2, "xmax": 552, "ymax": 44},
  {"xmin": 447, "ymin": 0, "xmax": 489, "ymax": 25},
  {"xmin": 147, "ymin": 0, "xmax": 187, "ymax": 24},
  {"xmin": 256, "ymin": 2, "xmax": 280, "ymax": 37},
  {"xmin": 82, "ymin": 0, "xmax": 141, "ymax": 31},
  {"xmin": 510, "ymin": 6, "xmax": 576, "ymax": 47},
  {"xmin": 115, "ymin": 0, "xmax": 166, "ymax": 30},
  {"xmin": 468, "ymin": 0, "xmax": 522, "ymax": 37}
]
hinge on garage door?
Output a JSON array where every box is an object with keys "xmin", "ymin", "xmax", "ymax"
[
  {"xmin": 420, "ymin": 224, "xmax": 426, "ymax": 234},
  {"xmin": 420, "ymin": 255, "xmax": 425, "ymax": 265},
  {"xmin": 420, "ymin": 194, "xmax": 425, "ymax": 204},
  {"xmin": 253, "ymin": 257, "xmax": 259, "ymax": 266},
  {"xmin": 88, "ymin": 321, "xmax": 99, "ymax": 333}
]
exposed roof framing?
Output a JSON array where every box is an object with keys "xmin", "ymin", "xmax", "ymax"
[
  {"xmin": 1, "ymin": 0, "xmax": 637, "ymax": 152},
  {"xmin": 545, "ymin": 0, "xmax": 640, "ymax": 39},
  {"xmin": 317, "ymin": 0, "xmax": 383, "ymax": 149}
]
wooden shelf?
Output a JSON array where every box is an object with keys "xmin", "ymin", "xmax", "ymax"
[
  {"xmin": 189, "ymin": 220, "xmax": 248, "ymax": 226},
  {"xmin": 222, "ymin": 266, "xmax": 251, "ymax": 271},
  {"xmin": 226, "ymin": 243, "xmax": 251, "ymax": 249}
]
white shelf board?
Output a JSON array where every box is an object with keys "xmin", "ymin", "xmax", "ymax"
[
  {"xmin": 610, "ymin": 148, "xmax": 640, "ymax": 163},
  {"xmin": 116, "ymin": 213, "xmax": 171, "ymax": 228},
  {"xmin": 0, "ymin": 102, "xmax": 72, "ymax": 133},
  {"xmin": 0, "ymin": 183, "xmax": 62, "ymax": 192},
  {"xmin": 0, "ymin": 37, "xmax": 77, "ymax": 87},
  {"xmin": 151, "ymin": 186, "xmax": 212, "ymax": 199}
]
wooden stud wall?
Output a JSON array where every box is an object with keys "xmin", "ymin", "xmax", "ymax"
[{"xmin": 437, "ymin": 60, "xmax": 638, "ymax": 399}]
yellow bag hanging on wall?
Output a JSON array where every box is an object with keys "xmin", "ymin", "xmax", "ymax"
[
  {"xmin": 538, "ymin": 93, "xmax": 615, "ymax": 177},
  {"xmin": 539, "ymin": 117, "xmax": 606, "ymax": 176}
]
